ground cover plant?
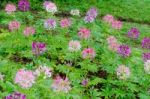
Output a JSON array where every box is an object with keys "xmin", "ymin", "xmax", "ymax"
[{"xmin": 0, "ymin": 0, "xmax": 150, "ymax": 99}]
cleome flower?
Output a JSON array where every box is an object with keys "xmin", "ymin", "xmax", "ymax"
[
  {"xmin": 103, "ymin": 14, "xmax": 114, "ymax": 24},
  {"xmin": 82, "ymin": 48, "xmax": 96, "ymax": 59},
  {"xmin": 141, "ymin": 37, "xmax": 150, "ymax": 49},
  {"xmin": 32, "ymin": 42, "xmax": 46, "ymax": 56},
  {"xmin": 23, "ymin": 26, "xmax": 35, "ymax": 36},
  {"xmin": 51, "ymin": 75, "xmax": 71, "ymax": 93},
  {"xmin": 5, "ymin": 3, "xmax": 16, "ymax": 14},
  {"xmin": 127, "ymin": 27, "xmax": 140, "ymax": 39},
  {"xmin": 15, "ymin": 69, "xmax": 36, "ymax": 88},
  {"xmin": 45, "ymin": 2, "xmax": 57, "ymax": 14},
  {"xmin": 116, "ymin": 65, "xmax": 130, "ymax": 80},
  {"xmin": 34, "ymin": 65, "xmax": 52, "ymax": 79},
  {"xmin": 143, "ymin": 52, "xmax": 150, "ymax": 62},
  {"xmin": 144, "ymin": 60, "xmax": 150, "ymax": 74},
  {"xmin": 44, "ymin": 18, "xmax": 57, "ymax": 30},
  {"xmin": 111, "ymin": 20, "xmax": 122, "ymax": 30},
  {"xmin": 78, "ymin": 27, "xmax": 91, "ymax": 39},
  {"xmin": 107, "ymin": 36, "xmax": 120, "ymax": 51},
  {"xmin": 117, "ymin": 45, "xmax": 131, "ymax": 57},
  {"xmin": 5, "ymin": 92, "xmax": 26, "ymax": 99},
  {"xmin": 81, "ymin": 79, "xmax": 88, "ymax": 86},
  {"xmin": 18, "ymin": 0, "xmax": 30, "ymax": 11},
  {"xmin": 68, "ymin": 40, "xmax": 81, "ymax": 52},
  {"xmin": 70, "ymin": 9, "xmax": 80, "ymax": 16},
  {"xmin": 60, "ymin": 18, "xmax": 71, "ymax": 28},
  {"xmin": 84, "ymin": 8, "xmax": 98, "ymax": 23},
  {"xmin": 8, "ymin": 20, "xmax": 20, "ymax": 31}
]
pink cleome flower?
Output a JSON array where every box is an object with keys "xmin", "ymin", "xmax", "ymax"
[
  {"xmin": 45, "ymin": 2, "xmax": 57, "ymax": 14},
  {"xmin": 68, "ymin": 40, "xmax": 81, "ymax": 52},
  {"xmin": 78, "ymin": 28, "xmax": 91, "ymax": 39},
  {"xmin": 82, "ymin": 48, "xmax": 96, "ymax": 59},
  {"xmin": 23, "ymin": 27, "xmax": 35, "ymax": 36},
  {"xmin": 111, "ymin": 20, "xmax": 122, "ymax": 30},
  {"xmin": 5, "ymin": 3, "xmax": 16, "ymax": 14},
  {"xmin": 60, "ymin": 18, "xmax": 71, "ymax": 28},
  {"xmin": 8, "ymin": 20, "xmax": 20, "ymax": 31},
  {"xmin": 107, "ymin": 36, "xmax": 118, "ymax": 44},
  {"xmin": 103, "ymin": 14, "xmax": 114, "ymax": 24},
  {"xmin": 116, "ymin": 65, "xmax": 130, "ymax": 80},
  {"xmin": 32, "ymin": 42, "xmax": 46, "ymax": 56},
  {"xmin": 51, "ymin": 75, "xmax": 71, "ymax": 93},
  {"xmin": 107, "ymin": 36, "xmax": 120, "ymax": 51},
  {"xmin": 15, "ymin": 69, "xmax": 36, "ymax": 88}
]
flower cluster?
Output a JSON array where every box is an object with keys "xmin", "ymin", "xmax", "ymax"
[
  {"xmin": 32, "ymin": 42, "xmax": 46, "ymax": 56},
  {"xmin": 144, "ymin": 60, "xmax": 150, "ymax": 74},
  {"xmin": 60, "ymin": 18, "xmax": 71, "ymax": 28},
  {"xmin": 34, "ymin": 65, "xmax": 52, "ymax": 79},
  {"xmin": 116, "ymin": 65, "xmax": 130, "ymax": 80},
  {"xmin": 5, "ymin": 4, "xmax": 16, "ymax": 14},
  {"xmin": 107, "ymin": 36, "xmax": 120, "ymax": 51},
  {"xmin": 51, "ymin": 76, "xmax": 71, "ymax": 93},
  {"xmin": 23, "ymin": 27, "xmax": 35, "ymax": 36},
  {"xmin": 118, "ymin": 45, "xmax": 131, "ymax": 57},
  {"xmin": 127, "ymin": 27, "xmax": 140, "ymax": 39},
  {"xmin": 78, "ymin": 28, "xmax": 91, "ymax": 39},
  {"xmin": 15, "ymin": 69, "xmax": 36, "ymax": 88},
  {"xmin": 81, "ymin": 79, "xmax": 88, "ymax": 86},
  {"xmin": 5, "ymin": 92, "xmax": 26, "ymax": 99},
  {"xmin": 45, "ymin": 2, "xmax": 57, "ymax": 14},
  {"xmin": 18, "ymin": 0, "xmax": 30, "ymax": 11},
  {"xmin": 8, "ymin": 20, "xmax": 20, "ymax": 31},
  {"xmin": 143, "ymin": 52, "xmax": 150, "ymax": 62},
  {"xmin": 68, "ymin": 40, "xmax": 81, "ymax": 52},
  {"xmin": 103, "ymin": 14, "xmax": 114, "ymax": 24},
  {"xmin": 44, "ymin": 19, "xmax": 57, "ymax": 30},
  {"xmin": 82, "ymin": 48, "xmax": 96, "ymax": 59},
  {"xmin": 84, "ymin": 8, "xmax": 98, "ymax": 23},
  {"xmin": 141, "ymin": 37, "xmax": 150, "ymax": 49},
  {"xmin": 70, "ymin": 9, "xmax": 80, "ymax": 16}
]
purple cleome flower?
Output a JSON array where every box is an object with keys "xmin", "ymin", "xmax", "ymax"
[
  {"xmin": 18, "ymin": 0, "xmax": 30, "ymax": 11},
  {"xmin": 81, "ymin": 79, "xmax": 88, "ymax": 86},
  {"xmin": 143, "ymin": 52, "xmax": 150, "ymax": 61},
  {"xmin": 128, "ymin": 27, "xmax": 140, "ymax": 39},
  {"xmin": 5, "ymin": 92, "xmax": 26, "ymax": 99},
  {"xmin": 84, "ymin": 8, "xmax": 98, "ymax": 23},
  {"xmin": 32, "ymin": 42, "xmax": 46, "ymax": 56},
  {"xmin": 141, "ymin": 37, "xmax": 150, "ymax": 49},
  {"xmin": 44, "ymin": 19, "xmax": 56, "ymax": 30},
  {"xmin": 118, "ymin": 45, "xmax": 131, "ymax": 57}
]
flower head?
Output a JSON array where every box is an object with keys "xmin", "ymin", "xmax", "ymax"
[
  {"xmin": 32, "ymin": 42, "xmax": 46, "ymax": 56},
  {"xmin": 5, "ymin": 3, "xmax": 16, "ymax": 14},
  {"xmin": 8, "ymin": 20, "xmax": 20, "ymax": 31},
  {"xmin": 34, "ymin": 65, "xmax": 52, "ymax": 79},
  {"xmin": 107, "ymin": 36, "xmax": 120, "ymax": 51},
  {"xmin": 111, "ymin": 20, "xmax": 122, "ymax": 30},
  {"xmin": 143, "ymin": 52, "xmax": 150, "ymax": 62},
  {"xmin": 107, "ymin": 36, "xmax": 118, "ymax": 44},
  {"xmin": 51, "ymin": 76, "xmax": 71, "ymax": 93},
  {"xmin": 45, "ymin": 2, "xmax": 57, "ymax": 14},
  {"xmin": 44, "ymin": 19, "xmax": 57, "ymax": 30},
  {"xmin": 116, "ymin": 65, "xmax": 130, "ymax": 80},
  {"xmin": 81, "ymin": 79, "xmax": 88, "ymax": 86},
  {"xmin": 15, "ymin": 69, "xmax": 36, "ymax": 88},
  {"xmin": 5, "ymin": 92, "xmax": 26, "ymax": 99},
  {"xmin": 82, "ymin": 48, "xmax": 96, "ymax": 59},
  {"xmin": 68, "ymin": 40, "xmax": 81, "ymax": 52},
  {"xmin": 103, "ymin": 14, "xmax": 114, "ymax": 24},
  {"xmin": 70, "ymin": 9, "xmax": 80, "ymax": 16},
  {"xmin": 78, "ymin": 28, "xmax": 90, "ymax": 39},
  {"xmin": 128, "ymin": 27, "xmax": 140, "ymax": 39},
  {"xmin": 141, "ymin": 37, "xmax": 150, "ymax": 49},
  {"xmin": 84, "ymin": 8, "xmax": 98, "ymax": 23},
  {"xmin": 144, "ymin": 60, "xmax": 150, "ymax": 74},
  {"xmin": 118, "ymin": 45, "xmax": 131, "ymax": 57},
  {"xmin": 23, "ymin": 27, "xmax": 35, "ymax": 36},
  {"xmin": 18, "ymin": 0, "xmax": 30, "ymax": 11},
  {"xmin": 60, "ymin": 18, "xmax": 71, "ymax": 28}
]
